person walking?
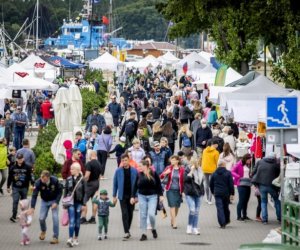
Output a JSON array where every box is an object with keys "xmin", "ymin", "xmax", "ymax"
[
  {"xmin": 112, "ymin": 154, "xmax": 138, "ymax": 240},
  {"xmin": 160, "ymin": 155, "xmax": 185, "ymax": 229},
  {"xmin": 61, "ymin": 149, "xmax": 85, "ymax": 180},
  {"xmin": 30, "ymin": 170, "xmax": 62, "ymax": 244},
  {"xmin": 85, "ymin": 107, "xmax": 106, "ymax": 133},
  {"xmin": 7, "ymin": 152, "xmax": 34, "ymax": 222},
  {"xmin": 133, "ymin": 160, "xmax": 163, "ymax": 241},
  {"xmin": 195, "ymin": 119, "xmax": 212, "ymax": 159},
  {"xmin": 201, "ymin": 140, "xmax": 220, "ymax": 205},
  {"xmin": 178, "ymin": 124, "xmax": 193, "ymax": 157},
  {"xmin": 73, "ymin": 131, "xmax": 87, "ymax": 164},
  {"xmin": 149, "ymin": 141, "xmax": 169, "ymax": 176},
  {"xmin": 231, "ymin": 154, "xmax": 252, "ymax": 221},
  {"xmin": 0, "ymin": 137, "xmax": 8, "ymax": 195},
  {"xmin": 64, "ymin": 162, "xmax": 86, "ymax": 247},
  {"xmin": 4, "ymin": 111, "xmax": 14, "ymax": 146},
  {"xmin": 209, "ymin": 160, "xmax": 235, "ymax": 228},
  {"xmin": 12, "ymin": 106, "xmax": 28, "ymax": 150},
  {"xmin": 16, "ymin": 139, "xmax": 36, "ymax": 169},
  {"xmin": 251, "ymin": 152, "xmax": 281, "ymax": 224},
  {"xmin": 129, "ymin": 138, "xmax": 146, "ymax": 164},
  {"xmin": 184, "ymin": 158, "xmax": 204, "ymax": 235},
  {"xmin": 80, "ymin": 151, "xmax": 103, "ymax": 224},
  {"xmin": 219, "ymin": 143, "xmax": 236, "ymax": 171}
]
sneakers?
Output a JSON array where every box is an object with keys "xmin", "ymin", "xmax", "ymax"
[
  {"xmin": 104, "ymin": 235, "xmax": 108, "ymax": 240},
  {"xmin": 39, "ymin": 231, "xmax": 46, "ymax": 241},
  {"xmin": 67, "ymin": 238, "xmax": 73, "ymax": 247},
  {"xmin": 87, "ymin": 217, "xmax": 96, "ymax": 224},
  {"xmin": 237, "ymin": 218, "xmax": 245, "ymax": 222},
  {"xmin": 152, "ymin": 229, "xmax": 158, "ymax": 239},
  {"xmin": 50, "ymin": 238, "xmax": 59, "ymax": 244},
  {"xmin": 140, "ymin": 234, "xmax": 147, "ymax": 241},
  {"xmin": 186, "ymin": 225, "xmax": 192, "ymax": 234},
  {"xmin": 192, "ymin": 228, "xmax": 200, "ymax": 235},
  {"xmin": 98, "ymin": 235, "xmax": 102, "ymax": 241},
  {"xmin": 73, "ymin": 239, "xmax": 79, "ymax": 246},
  {"xmin": 80, "ymin": 217, "xmax": 88, "ymax": 224},
  {"xmin": 243, "ymin": 216, "xmax": 252, "ymax": 221},
  {"xmin": 122, "ymin": 233, "xmax": 131, "ymax": 241},
  {"xmin": 10, "ymin": 216, "xmax": 17, "ymax": 223},
  {"xmin": 20, "ymin": 240, "xmax": 30, "ymax": 245}
]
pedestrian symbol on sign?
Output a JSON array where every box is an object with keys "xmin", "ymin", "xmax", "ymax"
[{"xmin": 277, "ymin": 100, "xmax": 290, "ymax": 125}]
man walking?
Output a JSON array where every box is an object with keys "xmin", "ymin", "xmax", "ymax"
[
  {"xmin": 7, "ymin": 153, "xmax": 34, "ymax": 222},
  {"xmin": 30, "ymin": 170, "xmax": 62, "ymax": 244},
  {"xmin": 12, "ymin": 106, "xmax": 28, "ymax": 150},
  {"xmin": 17, "ymin": 138, "xmax": 35, "ymax": 169},
  {"xmin": 113, "ymin": 154, "xmax": 138, "ymax": 240},
  {"xmin": 210, "ymin": 160, "xmax": 234, "ymax": 228},
  {"xmin": 252, "ymin": 152, "xmax": 281, "ymax": 224},
  {"xmin": 85, "ymin": 107, "xmax": 106, "ymax": 133}
]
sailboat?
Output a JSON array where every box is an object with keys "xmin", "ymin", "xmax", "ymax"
[{"xmin": 44, "ymin": 0, "xmax": 130, "ymax": 50}]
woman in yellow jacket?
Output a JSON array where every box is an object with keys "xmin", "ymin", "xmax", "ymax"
[
  {"xmin": 201, "ymin": 140, "xmax": 220, "ymax": 205},
  {"xmin": 0, "ymin": 137, "xmax": 8, "ymax": 195}
]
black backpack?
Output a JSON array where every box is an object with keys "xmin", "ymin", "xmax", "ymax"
[{"xmin": 125, "ymin": 120, "xmax": 135, "ymax": 136}]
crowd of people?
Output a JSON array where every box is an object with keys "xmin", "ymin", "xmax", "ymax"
[{"xmin": 0, "ymin": 67, "xmax": 282, "ymax": 247}]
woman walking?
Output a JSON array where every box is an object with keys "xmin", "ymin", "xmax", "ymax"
[
  {"xmin": 134, "ymin": 160, "xmax": 163, "ymax": 241},
  {"xmin": 219, "ymin": 143, "xmax": 236, "ymax": 171},
  {"xmin": 160, "ymin": 155, "xmax": 185, "ymax": 229},
  {"xmin": 178, "ymin": 124, "xmax": 193, "ymax": 157},
  {"xmin": 231, "ymin": 154, "xmax": 252, "ymax": 221},
  {"xmin": 162, "ymin": 121, "xmax": 177, "ymax": 154},
  {"xmin": 64, "ymin": 162, "xmax": 86, "ymax": 247},
  {"xmin": 184, "ymin": 158, "xmax": 204, "ymax": 235},
  {"xmin": 96, "ymin": 126, "xmax": 113, "ymax": 178}
]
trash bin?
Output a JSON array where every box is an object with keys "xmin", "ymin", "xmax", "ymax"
[{"xmin": 239, "ymin": 243, "xmax": 299, "ymax": 250}]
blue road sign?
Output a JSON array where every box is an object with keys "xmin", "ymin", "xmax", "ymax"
[{"xmin": 267, "ymin": 97, "xmax": 298, "ymax": 129}]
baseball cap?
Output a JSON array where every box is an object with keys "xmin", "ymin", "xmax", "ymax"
[
  {"xmin": 16, "ymin": 153, "xmax": 24, "ymax": 159},
  {"xmin": 100, "ymin": 189, "xmax": 108, "ymax": 195},
  {"xmin": 120, "ymin": 136, "xmax": 126, "ymax": 142}
]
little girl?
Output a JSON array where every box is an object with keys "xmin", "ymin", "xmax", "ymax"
[
  {"xmin": 18, "ymin": 199, "xmax": 32, "ymax": 245},
  {"xmin": 109, "ymin": 136, "xmax": 127, "ymax": 166}
]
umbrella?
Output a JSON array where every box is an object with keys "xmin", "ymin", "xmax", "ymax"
[{"xmin": 69, "ymin": 84, "xmax": 83, "ymax": 133}]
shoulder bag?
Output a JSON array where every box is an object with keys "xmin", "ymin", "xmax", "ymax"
[{"xmin": 62, "ymin": 176, "xmax": 83, "ymax": 207}]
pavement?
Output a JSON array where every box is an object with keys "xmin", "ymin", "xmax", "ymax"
[{"xmin": 0, "ymin": 131, "xmax": 280, "ymax": 250}]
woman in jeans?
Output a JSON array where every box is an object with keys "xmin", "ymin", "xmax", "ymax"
[
  {"xmin": 231, "ymin": 154, "xmax": 252, "ymax": 221},
  {"xmin": 184, "ymin": 158, "xmax": 204, "ymax": 235},
  {"xmin": 160, "ymin": 155, "xmax": 185, "ymax": 229},
  {"xmin": 134, "ymin": 160, "xmax": 163, "ymax": 241},
  {"xmin": 64, "ymin": 163, "xmax": 86, "ymax": 247}
]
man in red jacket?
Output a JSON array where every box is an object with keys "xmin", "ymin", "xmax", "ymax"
[
  {"xmin": 40, "ymin": 97, "xmax": 54, "ymax": 127},
  {"xmin": 61, "ymin": 149, "xmax": 85, "ymax": 180}
]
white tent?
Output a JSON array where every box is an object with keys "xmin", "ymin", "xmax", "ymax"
[
  {"xmin": 219, "ymin": 75, "xmax": 289, "ymax": 124},
  {"xmin": 19, "ymin": 54, "xmax": 57, "ymax": 82},
  {"xmin": 158, "ymin": 51, "xmax": 179, "ymax": 65},
  {"xmin": 209, "ymin": 86, "xmax": 241, "ymax": 103},
  {"xmin": 5, "ymin": 63, "xmax": 58, "ymax": 91},
  {"xmin": 224, "ymin": 68, "xmax": 243, "ymax": 86},
  {"xmin": 126, "ymin": 55, "xmax": 160, "ymax": 70},
  {"xmin": 191, "ymin": 64, "xmax": 217, "ymax": 83},
  {"xmin": 199, "ymin": 51, "xmax": 214, "ymax": 62},
  {"xmin": 175, "ymin": 52, "xmax": 210, "ymax": 76},
  {"xmin": 89, "ymin": 52, "xmax": 125, "ymax": 72}
]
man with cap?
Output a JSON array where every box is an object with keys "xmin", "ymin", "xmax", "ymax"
[
  {"xmin": 30, "ymin": 170, "xmax": 62, "ymax": 244},
  {"xmin": 149, "ymin": 141, "xmax": 169, "ymax": 176},
  {"xmin": 7, "ymin": 152, "xmax": 34, "ymax": 222},
  {"xmin": 85, "ymin": 107, "xmax": 106, "ymax": 133},
  {"xmin": 252, "ymin": 152, "xmax": 281, "ymax": 224},
  {"xmin": 12, "ymin": 106, "xmax": 28, "ymax": 150}
]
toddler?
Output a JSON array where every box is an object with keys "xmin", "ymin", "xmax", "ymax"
[
  {"xmin": 92, "ymin": 190, "xmax": 116, "ymax": 240},
  {"xmin": 18, "ymin": 199, "xmax": 32, "ymax": 245}
]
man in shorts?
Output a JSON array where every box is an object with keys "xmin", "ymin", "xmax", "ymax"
[{"xmin": 80, "ymin": 151, "xmax": 103, "ymax": 224}]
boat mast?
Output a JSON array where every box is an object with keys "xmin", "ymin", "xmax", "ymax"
[
  {"xmin": 108, "ymin": 0, "xmax": 113, "ymax": 36},
  {"xmin": 89, "ymin": 0, "xmax": 94, "ymax": 48},
  {"xmin": 36, "ymin": 0, "xmax": 39, "ymax": 50}
]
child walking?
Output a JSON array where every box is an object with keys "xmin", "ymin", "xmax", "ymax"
[
  {"xmin": 109, "ymin": 136, "xmax": 127, "ymax": 166},
  {"xmin": 18, "ymin": 199, "xmax": 32, "ymax": 245},
  {"xmin": 93, "ymin": 190, "xmax": 116, "ymax": 240}
]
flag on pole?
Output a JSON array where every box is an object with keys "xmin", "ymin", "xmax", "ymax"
[{"xmin": 183, "ymin": 62, "xmax": 188, "ymax": 75}]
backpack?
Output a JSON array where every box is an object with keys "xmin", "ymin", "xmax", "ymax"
[
  {"xmin": 182, "ymin": 133, "xmax": 191, "ymax": 147},
  {"xmin": 125, "ymin": 120, "xmax": 135, "ymax": 136}
]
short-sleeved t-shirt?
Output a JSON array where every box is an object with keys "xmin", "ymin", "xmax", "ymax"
[{"xmin": 85, "ymin": 159, "xmax": 102, "ymax": 182}]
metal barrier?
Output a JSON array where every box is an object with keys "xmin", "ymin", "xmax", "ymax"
[{"xmin": 282, "ymin": 200, "xmax": 300, "ymax": 246}]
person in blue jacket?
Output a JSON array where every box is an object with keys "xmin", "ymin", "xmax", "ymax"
[
  {"xmin": 207, "ymin": 106, "xmax": 218, "ymax": 127},
  {"xmin": 112, "ymin": 154, "xmax": 138, "ymax": 240},
  {"xmin": 73, "ymin": 131, "xmax": 87, "ymax": 164}
]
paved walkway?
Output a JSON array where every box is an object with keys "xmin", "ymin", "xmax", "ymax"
[{"xmin": 0, "ymin": 130, "xmax": 280, "ymax": 249}]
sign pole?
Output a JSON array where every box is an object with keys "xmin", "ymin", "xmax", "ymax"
[{"xmin": 280, "ymin": 128, "xmax": 284, "ymax": 243}]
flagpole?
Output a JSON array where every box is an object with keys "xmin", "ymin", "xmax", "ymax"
[{"xmin": 89, "ymin": 0, "xmax": 94, "ymax": 48}]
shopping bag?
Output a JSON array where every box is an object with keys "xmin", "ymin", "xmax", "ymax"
[{"xmin": 61, "ymin": 208, "xmax": 69, "ymax": 226}]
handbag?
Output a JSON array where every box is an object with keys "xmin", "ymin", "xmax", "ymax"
[
  {"xmin": 61, "ymin": 208, "xmax": 69, "ymax": 226},
  {"xmin": 62, "ymin": 176, "xmax": 83, "ymax": 207}
]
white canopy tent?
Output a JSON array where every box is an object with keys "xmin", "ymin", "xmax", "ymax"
[
  {"xmin": 158, "ymin": 51, "xmax": 179, "ymax": 66},
  {"xmin": 219, "ymin": 75, "xmax": 289, "ymax": 124},
  {"xmin": 175, "ymin": 52, "xmax": 210, "ymax": 76},
  {"xmin": 199, "ymin": 51, "xmax": 214, "ymax": 62},
  {"xmin": 125, "ymin": 55, "xmax": 160, "ymax": 71},
  {"xmin": 191, "ymin": 64, "xmax": 217, "ymax": 83},
  {"xmin": 224, "ymin": 67, "xmax": 243, "ymax": 86},
  {"xmin": 209, "ymin": 86, "xmax": 241, "ymax": 103},
  {"xmin": 19, "ymin": 54, "xmax": 57, "ymax": 82},
  {"xmin": 89, "ymin": 52, "xmax": 125, "ymax": 72}
]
